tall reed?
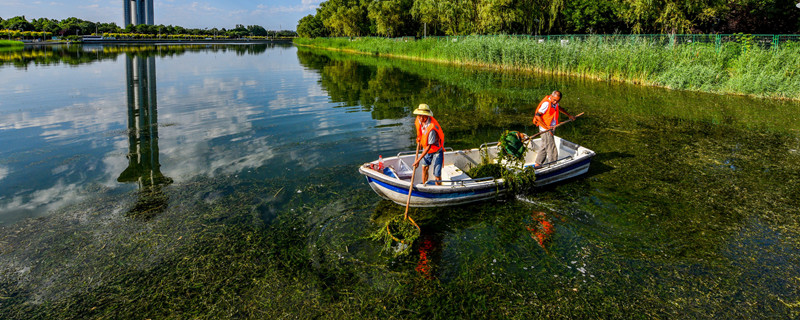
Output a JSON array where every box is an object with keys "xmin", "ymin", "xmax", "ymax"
[
  {"xmin": 0, "ymin": 40, "xmax": 24, "ymax": 47},
  {"xmin": 294, "ymin": 36, "xmax": 800, "ymax": 100}
]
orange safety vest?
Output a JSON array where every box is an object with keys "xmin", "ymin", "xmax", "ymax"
[
  {"xmin": 420, "ymin": 116, "xmax": 444, "ymax": 154},
  {"xmin": 415, "ymin": 116, "xmax": 424, "ymax": 144},
  {"xmin": 533, "ymin": 95, "xmax": 559, "ymax": 129}
]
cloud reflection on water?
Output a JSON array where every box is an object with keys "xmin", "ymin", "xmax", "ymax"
[{"xmin": 0, "ymin": 45, "xmax": 412, "ymax": 225}]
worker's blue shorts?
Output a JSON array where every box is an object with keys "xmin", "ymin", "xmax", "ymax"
[{"xmin": 421, "ymin": 149, "xmax": 443, "ymax": 178}]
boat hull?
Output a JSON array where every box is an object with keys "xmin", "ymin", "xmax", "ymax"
[
  {"xmin": 359, "ymin": 136, "xmax": 595, "ymax": 207},
  {"xmin": 361, "ymin": 169, "xmax": 506, "ymax": 207}
]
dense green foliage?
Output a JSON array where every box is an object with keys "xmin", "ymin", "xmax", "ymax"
[
  {"xmin": 298, "ymin": 0, "xmax": 800, "ymax": 37},
  {"xmin": 0, "ymin": 15, "xmax": 296, "ymax": 39},
  {"xmin": 296, "ymin": 36, "xmax": 800, "ymax": 99}
]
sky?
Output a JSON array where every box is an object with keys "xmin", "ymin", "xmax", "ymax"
[{"xmin": 0, "ymin": 0, "xmax": 324, "ymax": 30}]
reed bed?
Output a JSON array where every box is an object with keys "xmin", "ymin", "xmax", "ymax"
[
  {"xmin": 0, "ymin": 40, "xmax": 23, "ymax": 47},
  {"xmin": 295, "ymin": 36, "xmax": 800, "ymax": 100}
]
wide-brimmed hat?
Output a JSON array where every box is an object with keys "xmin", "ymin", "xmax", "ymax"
[{"xmin": 413, "ymin": 103, "xmax": 433, "ymax": 116}]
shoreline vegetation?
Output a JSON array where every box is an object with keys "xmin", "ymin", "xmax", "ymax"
[
  {"xmin": 294, "ymin": 36, "xmax": 800, "ymax": 101},
  {"xmin": 0, "ymin": 40, "xmax": 23, "ymax": 47}
]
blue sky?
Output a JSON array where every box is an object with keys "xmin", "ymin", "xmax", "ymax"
[{"xmin": 0, "ymin": 0, "xmax": 323, "ymax": 30}]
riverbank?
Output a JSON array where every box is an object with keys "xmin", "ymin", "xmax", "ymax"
[
  {"xmin": 0, "ymin": 40, "xmax": 23, "ymax": 47},
  {"xmin": 294, "ymin": 36, "xmax": 800, "ymax": 100}
]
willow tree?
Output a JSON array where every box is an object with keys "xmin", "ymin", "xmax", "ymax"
[
  {"xmin": 411, "ymin": 0, "xmax": 443, "ymax": 35},
  {"xmin": 477, "ymin": 0, "xmax": 525, "ymax": 34},
  {"xmin": 297, "ymin": 14, "xmax": 327, "ymax": 38},
  {"xmin": 437, "ymin": 0, "xmax": 468, "ymax": 35},
  {"xmin": 618, "ymin": 0, "xmax": 727, "ymax": 33},
  {"xmin": 367, "ymin": 0, "xmax": 414, "ymax": 37},
  {"xmin": 318, "ymin": 0, "xmax": 370, "ymax": 37},
  {"xmin": 514, "ymin": 0, "xmax": 567, "ymax": 34}
]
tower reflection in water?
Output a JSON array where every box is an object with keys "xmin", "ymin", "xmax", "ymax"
[{"xmin": 118, "ymin": 54, "xmax": 172, "ymax": 218}]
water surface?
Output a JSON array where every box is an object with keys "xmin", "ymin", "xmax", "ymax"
[{"xmin": 1, "ymin": 43, "xmax": 799, "ymax": 318}]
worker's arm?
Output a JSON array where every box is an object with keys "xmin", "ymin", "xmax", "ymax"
[
  {"xmin": 560, "ymin": 107, "xmax": 575, "ymax": 121},
  {"xmin": 413, "ymin": 145, "xmax": 433, "ymax": 168}
]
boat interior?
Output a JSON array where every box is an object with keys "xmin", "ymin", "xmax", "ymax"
[{"xmin": 367, "ymin": 136, "xmax": 584, "ymax": 186}]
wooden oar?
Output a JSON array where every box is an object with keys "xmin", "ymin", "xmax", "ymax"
[{"xmin": 524, "ymin": 112, "xmax": 584, "ymax": 142}]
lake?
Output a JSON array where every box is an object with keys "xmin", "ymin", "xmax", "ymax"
[{"xmin": 1, "ymin": 43, "xmax": 799, "ymax": 318}]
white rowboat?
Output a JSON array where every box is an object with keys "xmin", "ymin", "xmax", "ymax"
[{"xmin": 358, "ymin": 135, "xmax": 596, "ymax": 207}]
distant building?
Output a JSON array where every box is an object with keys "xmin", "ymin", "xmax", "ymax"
[{"xmin": 124, "ymin": 0, "xmax": 154, "ymax": 27}]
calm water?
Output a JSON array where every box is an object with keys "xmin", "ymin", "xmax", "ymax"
[{"xmin": 1, "ymin": 43, "xmax": 800, "ymax": 318}]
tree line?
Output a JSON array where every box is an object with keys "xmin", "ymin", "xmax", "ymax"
[
  {"xmin": 0, "ymin": 15, "xmax": 297, "ymax": 39},
  {"xmin": 297, "ymin": 0, "xmax": 800, "ymax": 38}
]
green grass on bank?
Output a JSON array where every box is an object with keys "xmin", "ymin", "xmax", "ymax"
[
  {"xmin": 0, "ymin": 40, "xmax": 24, "ymax": 47},
  {"xmin": 294, "ymin": 36, "xmax": 800, "ymax": 100}
]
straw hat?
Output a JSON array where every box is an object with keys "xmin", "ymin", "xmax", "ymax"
[{"xmin": 413, "ymin": 103, "xmax": 433, "ymax": 117}]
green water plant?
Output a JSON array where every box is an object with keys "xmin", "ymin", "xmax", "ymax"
[
  {"xmin": 369, "ymin": 214, "xmax": 420, "ymax": 256},
  {"xmin": 466, "ymin": 130, "xmax": 536, "ymax": 194}
]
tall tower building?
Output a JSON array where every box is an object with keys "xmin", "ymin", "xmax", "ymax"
[{"xmin": 124, "ymin": 0, "xmax": 154, "ymax": 27}]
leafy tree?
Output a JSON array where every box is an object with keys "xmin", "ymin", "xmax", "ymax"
[
  {"xmin": 320, "ymin": 0, "xmax": 371, "ymax": 36},
  {"xmin": 477, "ymin": 0, "xmax": 524, "ymax": 34},
  {"xmin": 31, "ymin": 18, "xmax": 62, "ymax": 34},
  {"xmin": 298, "ymin": 14, "xmax": 327, "ymax": 38},
  {"xmin": 3, "ymin": 16, "xmax": 35, "ymax": 31},
  {"xmin": 411, "ymin": 0, "xmax": 443, "ymax": 35},
  {"xmin": 58, "ymin": 17, "xmax": 84, "ymax": 35},
  {"xmin": 97, "ymin": 22, "xmax": 120, "ymax": 33},
  {"xmin": 717, "ymin": 0, "xmax": 800, "ymax": 33},
  {"xmin": 367, "ymin": 0, "xmax": 414, "ymax": 37},
  {"xmin": 438, "ymin": 0, "xmax": 469, "ymax": 35},
  {"xmin": 277, "ymin": 30, "xmax": 298, "ymax": 37},
  {"xmin": 562, "ymin": 1, "xmax": 621, "ymax": 34},
  {"xmin": 247, "ymin": 25, "xmax": 268, "ymax": 36}
]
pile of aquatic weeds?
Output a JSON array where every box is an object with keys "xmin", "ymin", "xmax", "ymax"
[
  {"xmin": 466, "ymin": 130, "xmax": 536, "ymax": 194},
  {"xmin": 370, "ymin": 213, "xmax": 420, "ymax": 256}
]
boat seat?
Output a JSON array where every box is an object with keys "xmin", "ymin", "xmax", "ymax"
[{"xmin": 442, "ymin": 164, "xmax": 470, "ymax": 182}]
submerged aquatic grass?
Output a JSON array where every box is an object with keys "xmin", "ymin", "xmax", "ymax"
[{"xmin": 2, "ymin": 45, "xmax": 800, "ymax": 319}]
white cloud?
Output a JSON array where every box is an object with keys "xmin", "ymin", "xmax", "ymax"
[
  {"xmin": 254, "ymin": 0, "xmax": 321, "ymax": 14},
  {"xmin": 188, "ymin": 1, "xmax": 222, "ymax": 13}
]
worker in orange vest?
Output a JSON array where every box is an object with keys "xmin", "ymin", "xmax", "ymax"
[
  {"xmin": 412, "ymin": 104, "xmax": 444, "ymax": 186},
  {"xmin": 532, "ymin": 91, "xmax": 575, "ymax": 167}
]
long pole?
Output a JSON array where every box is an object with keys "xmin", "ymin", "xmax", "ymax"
[
  {"xmin": 404, "ymin": 143, "xmax": 420, "ymax": 219},
  {"xmin": 525, "ymin": 112, "xmax": 584, "ymax": 142}
]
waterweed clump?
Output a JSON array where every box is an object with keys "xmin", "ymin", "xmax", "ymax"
[
  {"xmin": 370, "ymin": 214, "xmax": 420, "ymax": 256},
  {"xmin": 466, "ymin": 130, "xmax": 536, "ymax": 194}
]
